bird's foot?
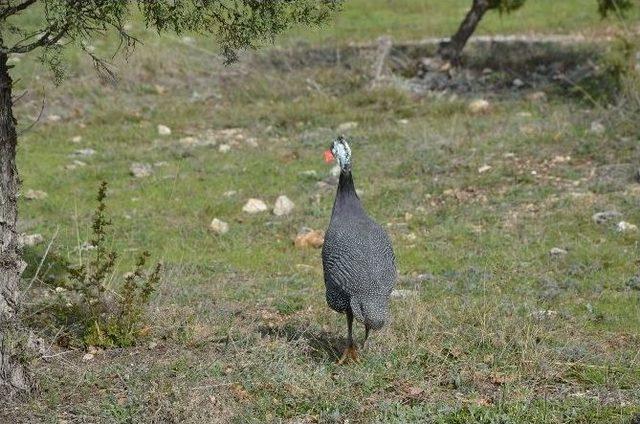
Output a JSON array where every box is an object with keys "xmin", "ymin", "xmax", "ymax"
[{"xmin": 337, "ymin": 346, "xmax": 359, "ymax": 365}]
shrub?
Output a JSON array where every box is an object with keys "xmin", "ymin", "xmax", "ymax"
[{"xmin": 51, "ymin": 182, "xmax": 162, "ymax": 348}]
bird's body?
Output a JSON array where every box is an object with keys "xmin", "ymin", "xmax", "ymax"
[{"xmin": 321, "ymin": 137, "xmax": 396, "ymax": 363}]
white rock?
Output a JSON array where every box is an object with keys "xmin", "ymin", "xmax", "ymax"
[
  {"xmin": 179, "ymin": 136, "xmax": 200, "ymax": 146},
  {"xmin": 391, "ymin": 289, "xmax": 416, "ymax": 299},
  {"xmin": 19, "ymin": 234, "xmax": 44, "ymax": 247},
  {"xmin": 549, "ymin": 247, "xmax": 568, "ymax": 257},
  {"xmin": 397, "ymin": 119, "xmax": 409, "ymax": 125},
  {"xmin": 130, "ymin": 163, "xmax": 153, "ymax": 178},
  {"xmin": 82, "ymin": 353, "xmax": 94, "ymax": 361},
  {"xmin": 527, "ymin": 91, "xmax": 547, "ymax": 102},
  {"xmin": 242, "ymin": 198, "xmax": 268, "ymax": 214},
  {"xmin": 209, "ymin": 218, "xmax": 229, "ymax": 235},
  {"xmin": 245, "ymin": 137, "xmax": 259, "ymax": 148},
  {"xmin": 73, "ymin": 148, "xmax": 96, "ymax": 157},
  {"xmin": 478, "ymin": 165, "xmax": 492, "ymax": 174},
  {"xmin": 592, "ymin": 210, "xmax": 622, "ymax": 224},
  {"xmin": 47, "ymin": 114, "xmax": 61, "ymax": 123},
  {"xmin": 223, "ymin": 190, "xmax": 237, "ymax": 197},
  {"xmin": 71, "ymin": 135, "xmax": 83, "ymax": 143},
  {"xmin": 513, "ymin": 78, "xmax": 524, "ymax": 87},
  {"xmin": 468, "ymin": 99, "xmax": 490, "ymax": 114},
  {"xmin": 531, "ymin": 310, "xmax": 558, "ymax": 320},
  {"xmin": 273, "ymin": 195, "xmax": 295, "ymax": 216},
  {"xmin": 337, "ymin": 121, "xmax": 358, "ymax": 132},
  {"xmin": 617, "ymin": 221, "xmax": 638, "ymax": 232},
  {"xmin": 24, "ymin": 189, "xmax": 48, "ymax": 200},
  {"xmin": 157, "ymin": 124, "xmax": 172, "ymax": 136},
  {"xmin": 589, "ymin": 121, "xmax": 605, "ymax": 135},
  {"xmin": 218, "ymin": 144, "xmax": 231, "ymax": 153}
]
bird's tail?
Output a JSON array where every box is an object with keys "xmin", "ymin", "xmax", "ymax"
[{"xmin": 350, "ymin": 296, "xmax": 389, "ymax": 330}]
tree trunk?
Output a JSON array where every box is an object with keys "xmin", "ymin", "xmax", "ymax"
[
  {"xmin": 0, "ymin": 52, "xmax": 30, "ymax": 395},
  {"xmin": 438, "ymin": 0, "xmax": 491, "ymax": 65}
]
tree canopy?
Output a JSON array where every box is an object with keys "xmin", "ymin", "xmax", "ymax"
[{"xmin": 1, "ymin": 0, "xmax": 342, "ymax": 70}]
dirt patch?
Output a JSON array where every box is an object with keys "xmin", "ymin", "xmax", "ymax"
[{"xmin": 257, "ymin": 35, "xmax": 618, "ymax": 98}]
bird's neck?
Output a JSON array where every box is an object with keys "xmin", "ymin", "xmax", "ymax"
[{"xmin": 331, "ymin": 170, "xmax": 364, "ymax": 217}]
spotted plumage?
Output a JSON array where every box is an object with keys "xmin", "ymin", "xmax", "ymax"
[{"xmin": 321, "ymin": 136, "xmax": 396, "ymax": 362}]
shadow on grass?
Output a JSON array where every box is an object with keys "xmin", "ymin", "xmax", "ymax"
[{"xmin": 258, "ymin": 322, "xmax": 344, "ymax": 364}]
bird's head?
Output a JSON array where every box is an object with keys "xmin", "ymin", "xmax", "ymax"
[{"xmin": 324, "ymin": 135, "xmax": 352, "ymax": 172}]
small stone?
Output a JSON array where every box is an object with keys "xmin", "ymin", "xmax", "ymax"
[
  {"xmin": 223, "ymin": 190, "xmax": 237, "ymax": 197},
  {"xmin": 626, "ymin": 275, "xmax": 640, "ymax": 290},
  {"xmin": 73, "ymin": 148, "xmax": 96, "ymax": 157},
  {"xmin": 527, "ymin": 91, "xmax": 547, "ymax": 102},
  {"xmin": 273, "ymin": 195, "xmax": 295, "ymax": 216},
  {"xmin": 517, "ymin": 111, "xmax": 533, "ymax": 117},
  {"xmin": 130, "ymin": 163, "xmax": 153, "ymax": 178},
  {"xmin": 55, "ymin": 286, "xmax": 65, "ymax": 293},
  {"xmin": 330, "ymin": 165, "xmax": 341, "ymax": 178},
  {"xmin": 179, "ymin": 136, "xmax": 200, "ymax": 147},
  {"xmin": 242, "ymin": 198, "xmax": 268, "ymax": 214},
  {"xmin": 245, "ymin": 137, "xmax": 259, "ymax": 148},
  {"xmin": 71, "ymin": 135, "xmax": 83, "ymax": 143},
  {"xmin": 589, "ymin": 121, "xmax": 605, "ymax": 135},
  {"xmin": 549, "ymin": 247, "xmax": 568, "ymax": 257},
  {"xmin": 154, "ymin": 84, "xmax": 166, "ymax": 95},
  {"xmin": 512, "ymin": 78, "xmax": 524, "ymax": 88},
  {"xmin": 468, "ymin": 99, "xmax": 490, "ymax": 114},
  {"xmin": 404, "ymin": 233, "xmax": 417, "ymax": 241},
  {"xmin": 530, "ymin": 310, "xmax": 558, "ymax": 320},
  {"xmin": 337, "ymin": 121, "xmax": 358, "ymax": 132},
  {"xmin": 24, "ymin": 189, "xmax": 48, "ymax": 200},
  {"xmin": 157, "ymin": 124, "xmax": 172, "ymax": 136},
  {"xmin": 391, "ymin": 289, "xmax": 416, "ymax": 299},
  {"xmin": 181, "ymin": 36, "xmax": 194, "ymax": 44},
  {"xmin": 19, "ymin": 234, "xmax": 44, "ymax": 247},
  {"xmin": 47, "ymin": 114, "xmax": 61, "ymax": 123},
  {"xmin": 294, "ymin": 228, "xmax": 324, "ymax": 248},
  {"xmin": 87, "ymin": 345, "xmax": 98, "ymax": 355},
  {"xmin": 148, "ymin": 341, "xmax": 158, "ymax": 350},
  {"xmin": 218, "ymin": 144, "xmax": 231, "ymax": 153},
  {"xmin": 397, "ymin": 119, "xmax": 409, "ymax": 125},
  {"xmin": 209, "ymin": 218, "xmax": 229, "ymax": 235},
  {"xmin": 592, "ymin": 210, "xmax": 622, "ymax": 224},
  {"xmin": 478, "ymin": 165, "xmax": 492, "ymax": 174},
  {"xmin": 617, "ymin": 221, "xmax": 638, "ymax": 232},
  {"xmin": 82, "ymin": 353, "xmax": 94, "ymax": 361}
]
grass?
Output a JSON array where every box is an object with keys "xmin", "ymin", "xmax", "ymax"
[{"xmin": 4, "ymin": 1, "xmax": 640, "ymax": 423}]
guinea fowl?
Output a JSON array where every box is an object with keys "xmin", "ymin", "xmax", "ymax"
[{"xmin": 322, "ymin": 136, "xmax": 396, "ymax": 364}]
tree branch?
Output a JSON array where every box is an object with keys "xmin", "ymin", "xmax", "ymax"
[
  {"xmin": 0, "ymin": 0, "xmax": 37, "ymax": 21},
  {"xmin": 7, "ymin": 25, "xmax": 69, "ymax": 54}
]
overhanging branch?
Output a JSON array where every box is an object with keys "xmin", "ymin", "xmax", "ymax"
[
  {"xmin": 0, "ymin": 0, "xmax": 37, "ymax": 21},
  {"xmin": 7, "ymin": 25, "xmax": 69, "ymax": 54}
]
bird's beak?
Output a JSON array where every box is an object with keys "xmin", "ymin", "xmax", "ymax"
[{"xmin": 323, "ymin": 149, "xmax": 334, "ymax": 164}]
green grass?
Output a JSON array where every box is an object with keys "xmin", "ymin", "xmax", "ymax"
[
  {"xmin": 4, "ymin": 1, "xmax": 640, "ymax": 423},
  {"xmin": 287, "ymin": 0, "xmax": 640, "ymax": 45}
]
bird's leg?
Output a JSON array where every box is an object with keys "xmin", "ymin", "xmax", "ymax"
[
  {"xmin": 338, "ymin": 310, "xmax": 359, "ymax": 364},
  {"xmin": 362, "ymin": 324, "xmax": 370, "ymax": 350}
]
